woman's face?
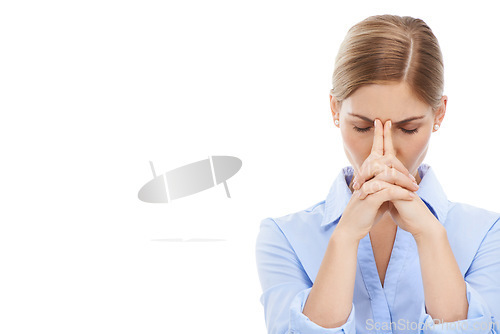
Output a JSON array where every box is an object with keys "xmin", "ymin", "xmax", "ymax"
[{"xmin": 330, "ymin": 81, "xmax": 447, "ymax": 179}]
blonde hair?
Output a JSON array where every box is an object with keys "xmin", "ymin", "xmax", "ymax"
[{"xmin": 330, "ymin": 14, "xmax": 444, "ymax": 112}]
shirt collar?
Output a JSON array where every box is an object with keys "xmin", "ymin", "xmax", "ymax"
[{"xmin": 320, "ymin": 163, "xmax": 449, "ymax": 227}]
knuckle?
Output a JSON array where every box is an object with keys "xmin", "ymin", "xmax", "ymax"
[{"xmin": 359, "ymin": 182, "xmax": 366, "ymax": 191}]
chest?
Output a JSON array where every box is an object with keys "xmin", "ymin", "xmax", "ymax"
[{"xmin": 369, "ymin": 225, "xmax": 397, "ymax": 287}]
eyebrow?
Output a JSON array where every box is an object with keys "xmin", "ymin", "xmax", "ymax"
[{"xmin": 347, "ymin": 113, "xmax": 426, "ymax": 125}]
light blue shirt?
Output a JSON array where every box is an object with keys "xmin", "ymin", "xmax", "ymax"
[{"xmin": 255, "ymin": 163, "xmax": 500, "ymax": 333}]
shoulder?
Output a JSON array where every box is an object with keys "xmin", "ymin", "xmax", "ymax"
[
  {"xmin": 443, "ymin": 200, "xmax": 500, "ymax": 275},
  {"xmin": 257, "ymin": 200, "xmax": 333, "ymax": 283},
  {"xmin": 262, "ymin": 199, "xmax": 330, "ymax": 245},
  {"xmin": 271, "ymin": 200, "xmax": 326, "ymax": 232},
  {"xmin": 445, "ymin": 200, "xmax": 500, "ymax": 233}
]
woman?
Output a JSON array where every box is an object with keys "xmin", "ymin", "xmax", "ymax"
[{"xmin": 255, "ymin": 14, "xmax": 500, "ymax": 334}]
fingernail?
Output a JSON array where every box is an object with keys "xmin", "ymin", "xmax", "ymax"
[
  {"xmin": 388, "ymin": 120, "xmax": 391, "ymax": 129},
  {"xmin": 409, "ymin": 174, "xmax": 416, "ymax": 181},
  {"xmin": 353, "ymin": 181, "xmax": 358, "ymax": 189},
  {"xmin": 413, "ymin": 182, "xmax": 419, "ymax": 189},
  {"xmin": 374, "ymin": 119, "xmax": 377, "ymax": 128}
]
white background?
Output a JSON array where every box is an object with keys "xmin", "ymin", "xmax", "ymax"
[{"xmin": 1, "ymin": 1, "xmax": 499, "ymax": 333}]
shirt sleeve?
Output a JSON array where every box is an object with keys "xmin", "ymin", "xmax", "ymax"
[
  {"xmin": 417, "ymin": 217, "xmax": 500, "ymax": 333},
  {"xmin": 255, "ymin": 217, "xmax": 356, "ymax": 334}
]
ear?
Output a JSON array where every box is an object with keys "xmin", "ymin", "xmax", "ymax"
[
  {"xmin": 433, "ymin": 95, "xmax": 447, "ymax": 132},
  {"xmin": 330, "ymin": 94, "xmax": 341, "ymax": 128}
]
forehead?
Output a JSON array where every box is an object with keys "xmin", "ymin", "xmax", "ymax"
[{"xmin": 343, "ymin": 82, "xmax": 431, "ymax": 120}]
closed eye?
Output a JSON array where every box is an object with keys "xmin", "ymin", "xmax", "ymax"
[
  {"xmin": 400, "ymin": 128, "xmax": 418, "ymax": 134},
  {"xmin": 353, "ymin": 126, "xmax": 371, "ymax": 133},
  {"xmin": 353, "ymin": 126, "xmax": 419, "ymax": 134}
]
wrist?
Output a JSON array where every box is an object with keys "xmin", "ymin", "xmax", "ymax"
[
  {"xmin": 331, "ymin": 224, "xmax": 364, "ymax": 245},
  {"xmin": 413, "ymin": 222, "xmax": 446, "ymax": 245}
]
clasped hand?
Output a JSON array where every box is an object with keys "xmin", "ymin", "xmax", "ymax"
[{"xmin": 350, "ymin": 119, "xmax": 438, "ymax": 239}]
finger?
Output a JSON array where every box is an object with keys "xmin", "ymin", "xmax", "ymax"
[
  {"xmin": 353, "ymin": 120, "xmax": 384, "ymax": 190},
  {"xmin": 384, "ymin": 120, "xmax": 395, "ymax": 156},
  {"xmin": 357, "ymin": 180, "xmax": 415, "ymax": 201},
  {"xmin": 356, "ymin": 167, "xmax": 419, "ymax": 196},
  {"xmin": 370, "ymin": 119, "xmax": 384, "ymax": 156},
  {"xmin": 354, "ymin": 156, "xmax": 416, "ymax": 190},
  {"xmin": 380, "ymin": 155, "xmax": 415, "ymax": 181},
  {"xmin": 353, "ymin": 159, "xmax": 384, "ymax": 190}
]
